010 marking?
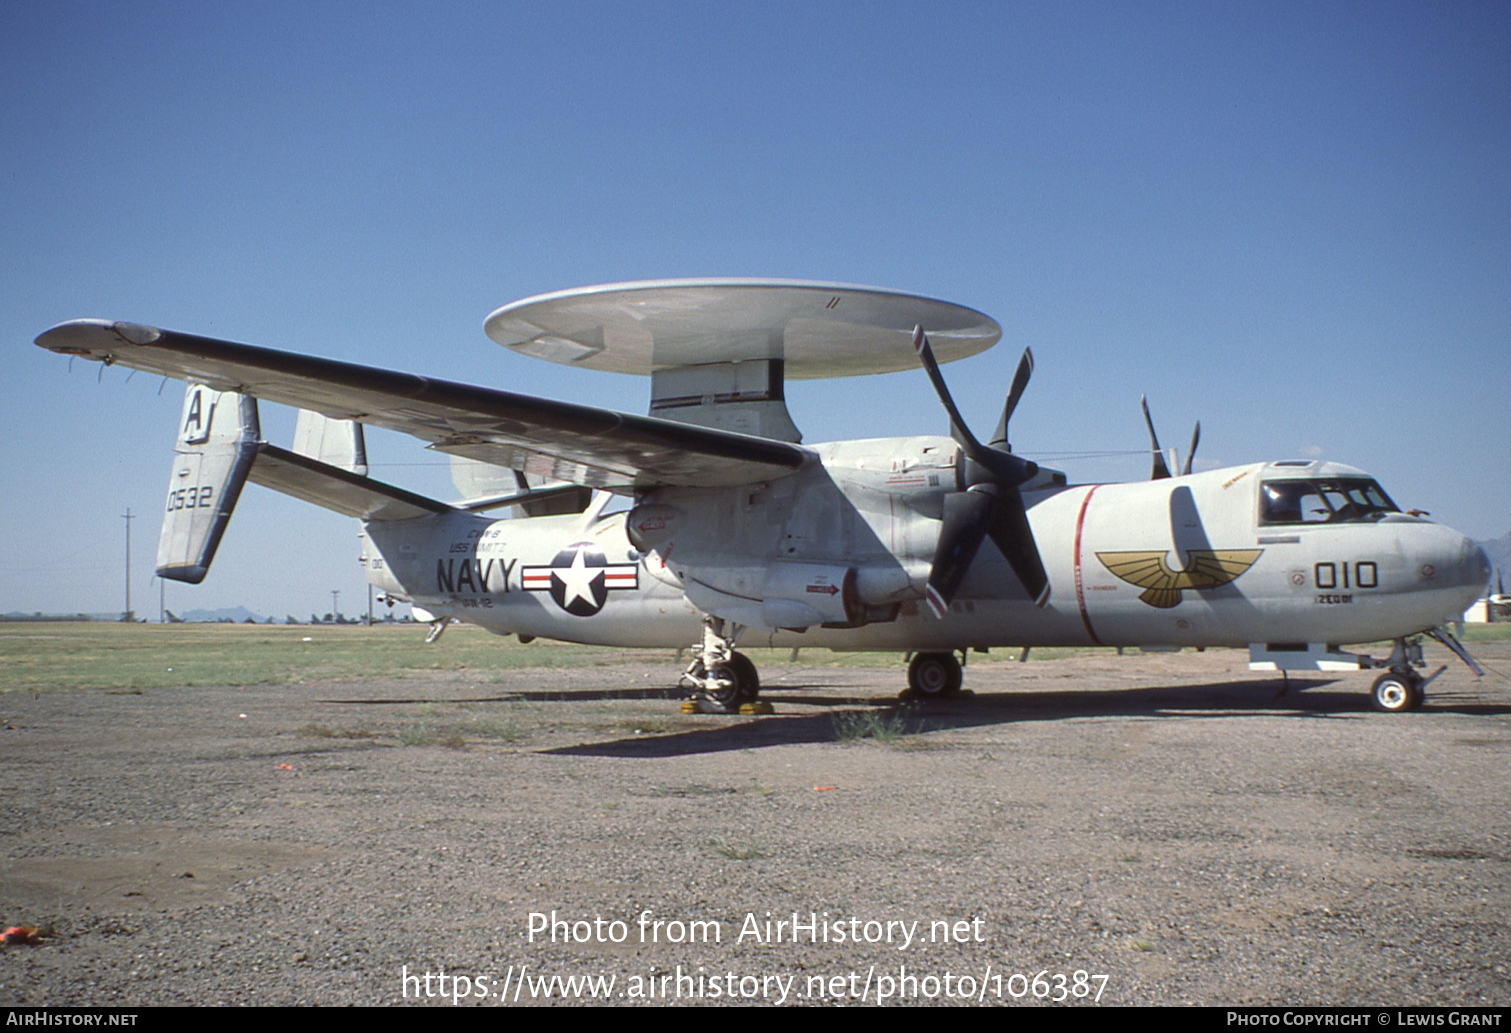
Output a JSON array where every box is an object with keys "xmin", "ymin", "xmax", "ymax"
[{"xmin": 1314, "ymin": 560, "xmax": 1377, "ymax": 590}]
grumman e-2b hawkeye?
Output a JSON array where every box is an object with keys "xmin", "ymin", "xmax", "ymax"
[{"xmin": 36, "ymin": 280, "xmax": 1490, "ymax": 713}]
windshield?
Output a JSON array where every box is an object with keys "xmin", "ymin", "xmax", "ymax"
[{"xmin": 1259, "ymin": 478, "xmax": 1400, "ymax": 525}]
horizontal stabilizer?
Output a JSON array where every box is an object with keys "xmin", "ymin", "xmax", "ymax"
[
  {"xmin": 248, "ymin": 446, "xmax": 590, "ymax": 519},
  {"xmin": 248, "ymin": 444, "xmax": 452, "ymax": 521},
  {"xmin": 453, "ymin": 482, "xmax": 600, "ymax": 514}
]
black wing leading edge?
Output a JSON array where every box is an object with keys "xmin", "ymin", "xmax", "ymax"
[{"xmin": 35, "ymin": 320, "xmax": 811, "ymax": 491}]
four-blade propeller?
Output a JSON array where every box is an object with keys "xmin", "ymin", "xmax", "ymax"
[{"xmin": 912, "ymin": 326, "xmax": 1050, "ymax": 617}]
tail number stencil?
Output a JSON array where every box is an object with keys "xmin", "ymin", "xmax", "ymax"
[{"xmin": 167, "ymin": 486, "xmax": 214, "ymax": 511}]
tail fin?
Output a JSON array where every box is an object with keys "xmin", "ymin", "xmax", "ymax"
[
  {"xmin": 155, "ymin": 384, "xmax": 259, "ymax": 584},
  {"xmin": 292, "ymin": 409, "xmax": 368, "ymax": 474},
  {"xmin": 449, "ymin": 454, "xmax": 591, "ymax": 516}
]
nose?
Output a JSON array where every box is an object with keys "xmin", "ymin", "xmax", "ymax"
[
  {"xmin": 1403, "ymin": 522, "xmax": 1491, "ymax": 624},
  {"xmin": 1463, "ymin": 536, "xmax": 1492, "ymax": 590},
  {"xmin": 1445, "ymin": 533, "xmax": 1492, "ymax": 608}
]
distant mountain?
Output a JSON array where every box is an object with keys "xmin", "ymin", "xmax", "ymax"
[
  {"xmin": 1, "ymin": 612, "xmax": 117, "ymax": 622},
  {"xmin": 178, "ymin": 606, "xmax": 269, "ymax": 623}
]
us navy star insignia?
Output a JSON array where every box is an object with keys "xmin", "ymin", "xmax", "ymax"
[
  {"xmin": 1097, "ymin": 549, "xmax": 1263, "ymax": 608},
  {"xmin": 521, "ymin": 542, "xmax": 639, "ymax": 617},
  {"xmin": 556, "ymin": 548, "xmax": 599, "ymax": 611}
]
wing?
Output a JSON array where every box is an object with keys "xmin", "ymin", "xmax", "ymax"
[{"xmin": 35, "ymin": 320, "xmax": 811, "ymax": 491}]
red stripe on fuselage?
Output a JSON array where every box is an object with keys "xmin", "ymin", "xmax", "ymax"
[{"xmin": 1073, "ymin": 484, "xmax": 1103, "ymax": 646}]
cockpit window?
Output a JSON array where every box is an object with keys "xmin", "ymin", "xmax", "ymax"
[{"xmin": 1259, "ymin": 479, "xmax": 1399, "ymax": 525}]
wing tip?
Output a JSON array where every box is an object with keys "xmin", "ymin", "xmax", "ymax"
[{"xmin": 35, "ymin": 319, "xmax": 161, "ymax": 355}]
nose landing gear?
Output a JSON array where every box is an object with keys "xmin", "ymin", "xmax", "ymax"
[
  {"xmin": 1368, "ymin": 638, "xmax": 1429, "ymax": 712},
  {"xmin": 1367, "ymin": 626, "xmax": 1485, "ymax": 713}
]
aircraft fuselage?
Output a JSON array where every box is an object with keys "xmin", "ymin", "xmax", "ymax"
[{"xmin": 366, "ymin": 438, "xmax": 1488, "ymax": 654}]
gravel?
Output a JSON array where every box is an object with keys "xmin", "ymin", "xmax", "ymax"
[{"xmin": 3, "ymin": 641, "xmax": 1509, "ymax": 1006}]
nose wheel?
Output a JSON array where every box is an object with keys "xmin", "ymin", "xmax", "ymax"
[{"xmin": 1370, "ymin": 671, "xmax": 1423, "ymax": 712}]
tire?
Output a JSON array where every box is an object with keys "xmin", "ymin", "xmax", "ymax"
[
  {"xmin": 705, "ymin": 663, "xmax": 742, "ymax": 710},
  {"xmin": 728, "ymin": 652, "xmax": 760, "ymax": 702},
  {"xmin": 908, "ymin": 652, "xmax": 963, "ymax": 698},
  {"xmin": 705, "ymin": 653, "xmax": 759, "ymax": 712},
  {"xmin": 1371, "ymin": 673, "xmax": 1423, "ymax": 713}
]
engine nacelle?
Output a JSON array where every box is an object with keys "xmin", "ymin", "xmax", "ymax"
[{"xmin": 761, "ymin": 562, "xmax": 858, "ymax": 626}]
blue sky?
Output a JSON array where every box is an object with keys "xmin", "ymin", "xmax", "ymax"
[{"xmin": 3, "ymin": 2, "xmax": 1508, "ymax": 618}]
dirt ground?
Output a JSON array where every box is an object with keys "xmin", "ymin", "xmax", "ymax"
[{"xmin": 3, "ymin": 638, "xmax": 1510, "ymax": 1007}]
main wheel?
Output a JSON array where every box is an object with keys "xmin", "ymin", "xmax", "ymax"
[
  {"xmin": 705, "ymin": 652, "xmax": 759, "ymax": 712},
  {"xmin": 728, "ymin": 652, "xmax": 760, "ymax": 702},
  {"xmin": 705, "ymin": 664, "xmax": 742, "ymax": 710},
  {"xmin": 907, "ymin": 652, "xmax": 963, "ymax": 698},
  {"xmin": 1370, "ymin": 672, "xmax": 1423, "ymax": 712}
]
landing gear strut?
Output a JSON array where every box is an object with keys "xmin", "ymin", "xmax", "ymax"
[
  {"xmin": 681, "ymin": 616, "xmax": 760, "ymax": 712},
  {"xmin": 907, "ymin": 651, "xmax": 964, "ymax": 698}
]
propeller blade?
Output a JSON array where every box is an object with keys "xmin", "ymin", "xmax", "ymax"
[
  {"xmin": 915, "ymin": 327, "xmax": 1051, "ymax": 615},
  {"xmin": 989, "ymin": 347, "xmax": 1034, "ymax": 450},
  {"xmin": 924, "ymin": 489, "xmax": 994, "ymax": 618},
  {"xmin": 1181, "ymin": 420, "xmax": 1201, "ymax": 476},
  {"xmin": 1141, "ymin": 395, "xmax": 1172, "ymax": 480},
  {"xmin": 984, "ymin": 483, "xmax": 1051, "ymax": 606},
  {"xmin": 912, "ymin": 325, "xmax": 984, "ymax": 457}
]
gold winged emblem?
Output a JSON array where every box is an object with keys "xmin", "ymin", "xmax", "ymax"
[{"xmin": 1096, "ymin": 549, "xmax": 1263, "ymax": 608}]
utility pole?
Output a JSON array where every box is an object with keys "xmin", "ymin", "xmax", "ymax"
[{"xmin": 122, "ymin": 508, "xmax": 134, "ymax": 622}]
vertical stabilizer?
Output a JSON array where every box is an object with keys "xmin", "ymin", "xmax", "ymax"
[
  {"xmin": 649, "ymin": 359, "xmax": 802, "ymax": 442},
  {"xmin": 293, "ymin": 410, "xmax": 368, "ymax": 475},
  {"xmin": 449, "ymin": 454, "xmax": 591, "ymax": 516},
  {"xmin": 155, "ymin": 384, "xmax": 260, "ymax": 584}
]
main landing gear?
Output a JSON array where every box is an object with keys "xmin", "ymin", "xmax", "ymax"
[
  {"xmin": 681, "ymin": 616, "xmax": 765, "ymax": 713},
  {"xmin": 906, "ymin": 651, "xmax": 964, "ymax": 699}
]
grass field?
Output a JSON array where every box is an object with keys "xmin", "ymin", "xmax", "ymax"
[
  {"xmin": 3, "ymin": 620, "xmax": 1506, "ymax": 693},
  {"xmin": 0, "ymin": 622, "xmax": 622, "ymax": 692}
]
